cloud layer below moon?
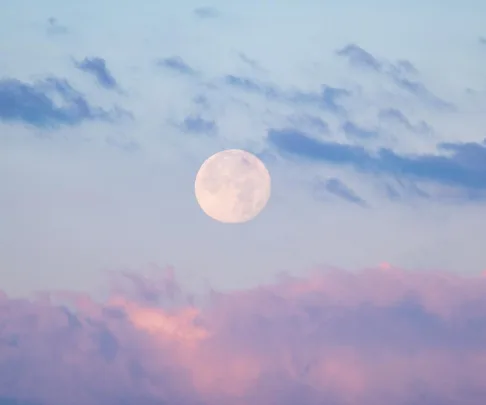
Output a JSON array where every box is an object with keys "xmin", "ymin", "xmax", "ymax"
[{"xmin": 1, "ymin": 266, "xmax": 485, "ymax": 405}]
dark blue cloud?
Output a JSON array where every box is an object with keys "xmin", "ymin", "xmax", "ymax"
[
  {"xmin": 193, "ymin": 6, "xmax": 219, "ymax": 18},
  {"xmin": 0, "ymin": 77, "xmax": 116, "ymax": 128},
  {"xmin": 439, "ymin": 141, "xmax": 486, "ymax": 171},
  {"xmin": 224, "ymin": 75, "xmax": 280, "ymax": 98},
  {"xmin": 180, "ymin": 115, "xmax": 216, "ymax": 135},
  {"xmin": 336, "ymin": 44, "xmax": 382, "ymax": 71},
  {"xmin": 223, "ymin": 74, "xmax": 350, "ymax": 114},
  {"xmin": 342, "ymin": 121, "xmax": 378, "ymax": 139},
  {"xmin": 157, "ymin": 57, "xmax": 198, "ymax": 76},
  {"xmin": 75, "ymin": 57, "xmax": 118, "ymax": 90},
  {"xmin": 268, "ymin": 128, "xmax": 372, "ymax": 164},
  {"xmin": 319, "ymin": 178, "xmax": 368, "ymax": 206},
  {"xmin": 268, "ymin": 128, "xmax": 486, "ymax": 190}
]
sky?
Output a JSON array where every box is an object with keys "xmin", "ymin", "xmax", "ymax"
[{"xmin": 1, "ymin": 1, "xmax": 486, "ymax": 404}]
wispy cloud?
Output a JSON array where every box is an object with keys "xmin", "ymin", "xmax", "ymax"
[
  {"xmin": 378, "ymin": 108, "xmax": 432, "ymax": 134},
  {"xmin": 336, "ymin": 44, "xmax": 383, "ymax": 71},
  {"xmin": 342, "ymin": 120, "xmax": 378, "ymax": 139},
  {"xmin": 289, "ymin": 115, "xmax": 330, "ymax": 135},
  {"xmin": 75, "ymin": 57, "xmax": 118, "ymax": 90},
  {"xmin": 193, "ymin": 6, "xmax": 219, "ymax": 19},
  {"xmin": 157, "ymin": 57, "xmax": 198, "ymax": 76},
  {"xmin": 223, "ymin": 75, "xmax": 281, "ymax": 99},
  {"xmin": 238, "ymin": 53, "xmax": 263, "ymax": 71},
  {"xmin": 291, "ymin": 85, "xmax": 351, "ymax": 115},
  {"xmin": 393, "ymin": 76, "xmax": 453, "ymax": 110},
  {"xmin": 318, "ymin": 177, "xmax": 368, "ymax": 206},
  {"xmin": 336, "ymin": 43, "xmax": 454, "ymax": 110},
  {"xmin": 46, "ymin": 17, "xmax": 68, "ymax": 35},
  {"xmin": 223, "ymin": 74, "xmax": 350, "ymax": 115}
]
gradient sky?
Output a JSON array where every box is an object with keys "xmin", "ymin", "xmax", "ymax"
[
  {"xmin": 2, "ymin": 1, "xmax": 486, "ymax": 404},
  {"xmin": 2, "ymin": 0, "xmax": 486, "ymax": 295}
]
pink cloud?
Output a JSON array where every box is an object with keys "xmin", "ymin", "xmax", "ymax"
[{"xmin": 0, "ymin": 266, "xmax": 485, "ymax": 405}]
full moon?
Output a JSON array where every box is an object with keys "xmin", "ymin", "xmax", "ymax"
[{"xmin": 194, "ymin": 149, "xmax": 271, "ymax": 223}]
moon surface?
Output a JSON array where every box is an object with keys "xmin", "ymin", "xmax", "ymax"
[{"xmin": 194, "ymin": 149, "xmax": 271, "ymax": 224}]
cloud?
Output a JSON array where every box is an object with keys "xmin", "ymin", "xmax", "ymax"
[
  {"xmin": 238, "ymin": 53, "xmax": 262, "ymax": 71},
  {"xmin": 318, "ymin": 177, "xmax": 368, "ymax": 206},
  {"xmin": 381, "ymin": 179, "xmax": 430, "ymax": 201},
  {"xmin": 291, "ymin": 85, "xmax": 350, "ymax": 115},
  {"xmin": 289, "ymin": 115, "xmax": 330, "ymax": 135},
  {"xmin": 342, "ymin": 120, "xmax": 378, "ymax": 139},
  {"xmin": 46, "ymin": 17, "xmax": 68, "ymax": 35},
  {"xmin": 384, "ymin": 183, "xmax": 401, "ymax": 200},
  {"xmin": 479, "ymin": 37, "xmax": 486, "ymax": 45},
  {"xmin": 193, "ymin": 6, "xmax": 219, "ymax": 19},
  {"xmin": 392, "ymin": 76, "xmax": 453, "ymax": 110},
  {"xmin": 157, "ymin": 57, "xmax": 198, "ymax": 76},
  {"xmin": 180, "ymin": 115, "xmax": 217, "ymax": 135},
  {"xmin": 75, "ymin": 57, "xmax": 118, "ymax": 90},
  {"xmin": 268, "ymin": 128, "xmax": 371, "ymax": 163},
  {"xmin": 336, "ymin": 43, "xmax": 453, "ymax": 110},
  {"xmin": 223, "ymin": 74, "xmax": 350, "ymax": 115},
  {"xmin": 0, "ymin": 77, "xmax": 119, "ymax": 127},
  {"xmin": 392, "ymin": 59, "xmax": 418, "ymax": 75},
  {"xmin": 268, "ymin": 128, "xmax": 486, "ymax": 191},
  {"xmin": 336, "ymin": 44, "xmax": 383, "ymax": 71},
  {"xmin": 0, "ymin": 267, "xmax": 485, "ymax": 405},
  {"xmin": 223, "ymin": 75, "xmax": 281, "ymax": 99}
]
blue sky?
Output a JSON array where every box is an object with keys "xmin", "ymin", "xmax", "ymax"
[{"xmin": 1, "ymin": 0, "xmax": 486, "ymax": 296}]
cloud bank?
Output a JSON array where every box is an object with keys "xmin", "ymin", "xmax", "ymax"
[
  {"xmin": 0, "ymin": 77, "xmax": 126, "ymax": 128},
  {"xmin": 1, "ymin": 267, "xmax": 485, "ymax": 405}
]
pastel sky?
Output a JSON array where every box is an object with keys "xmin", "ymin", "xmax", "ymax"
[
  {"xmin": 1, "ymin": 1, "xmax": 486, "ymax": 403},
  {"xmin": 2, "ymin": 0, "xmax": 486, "ymax": 296}
]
